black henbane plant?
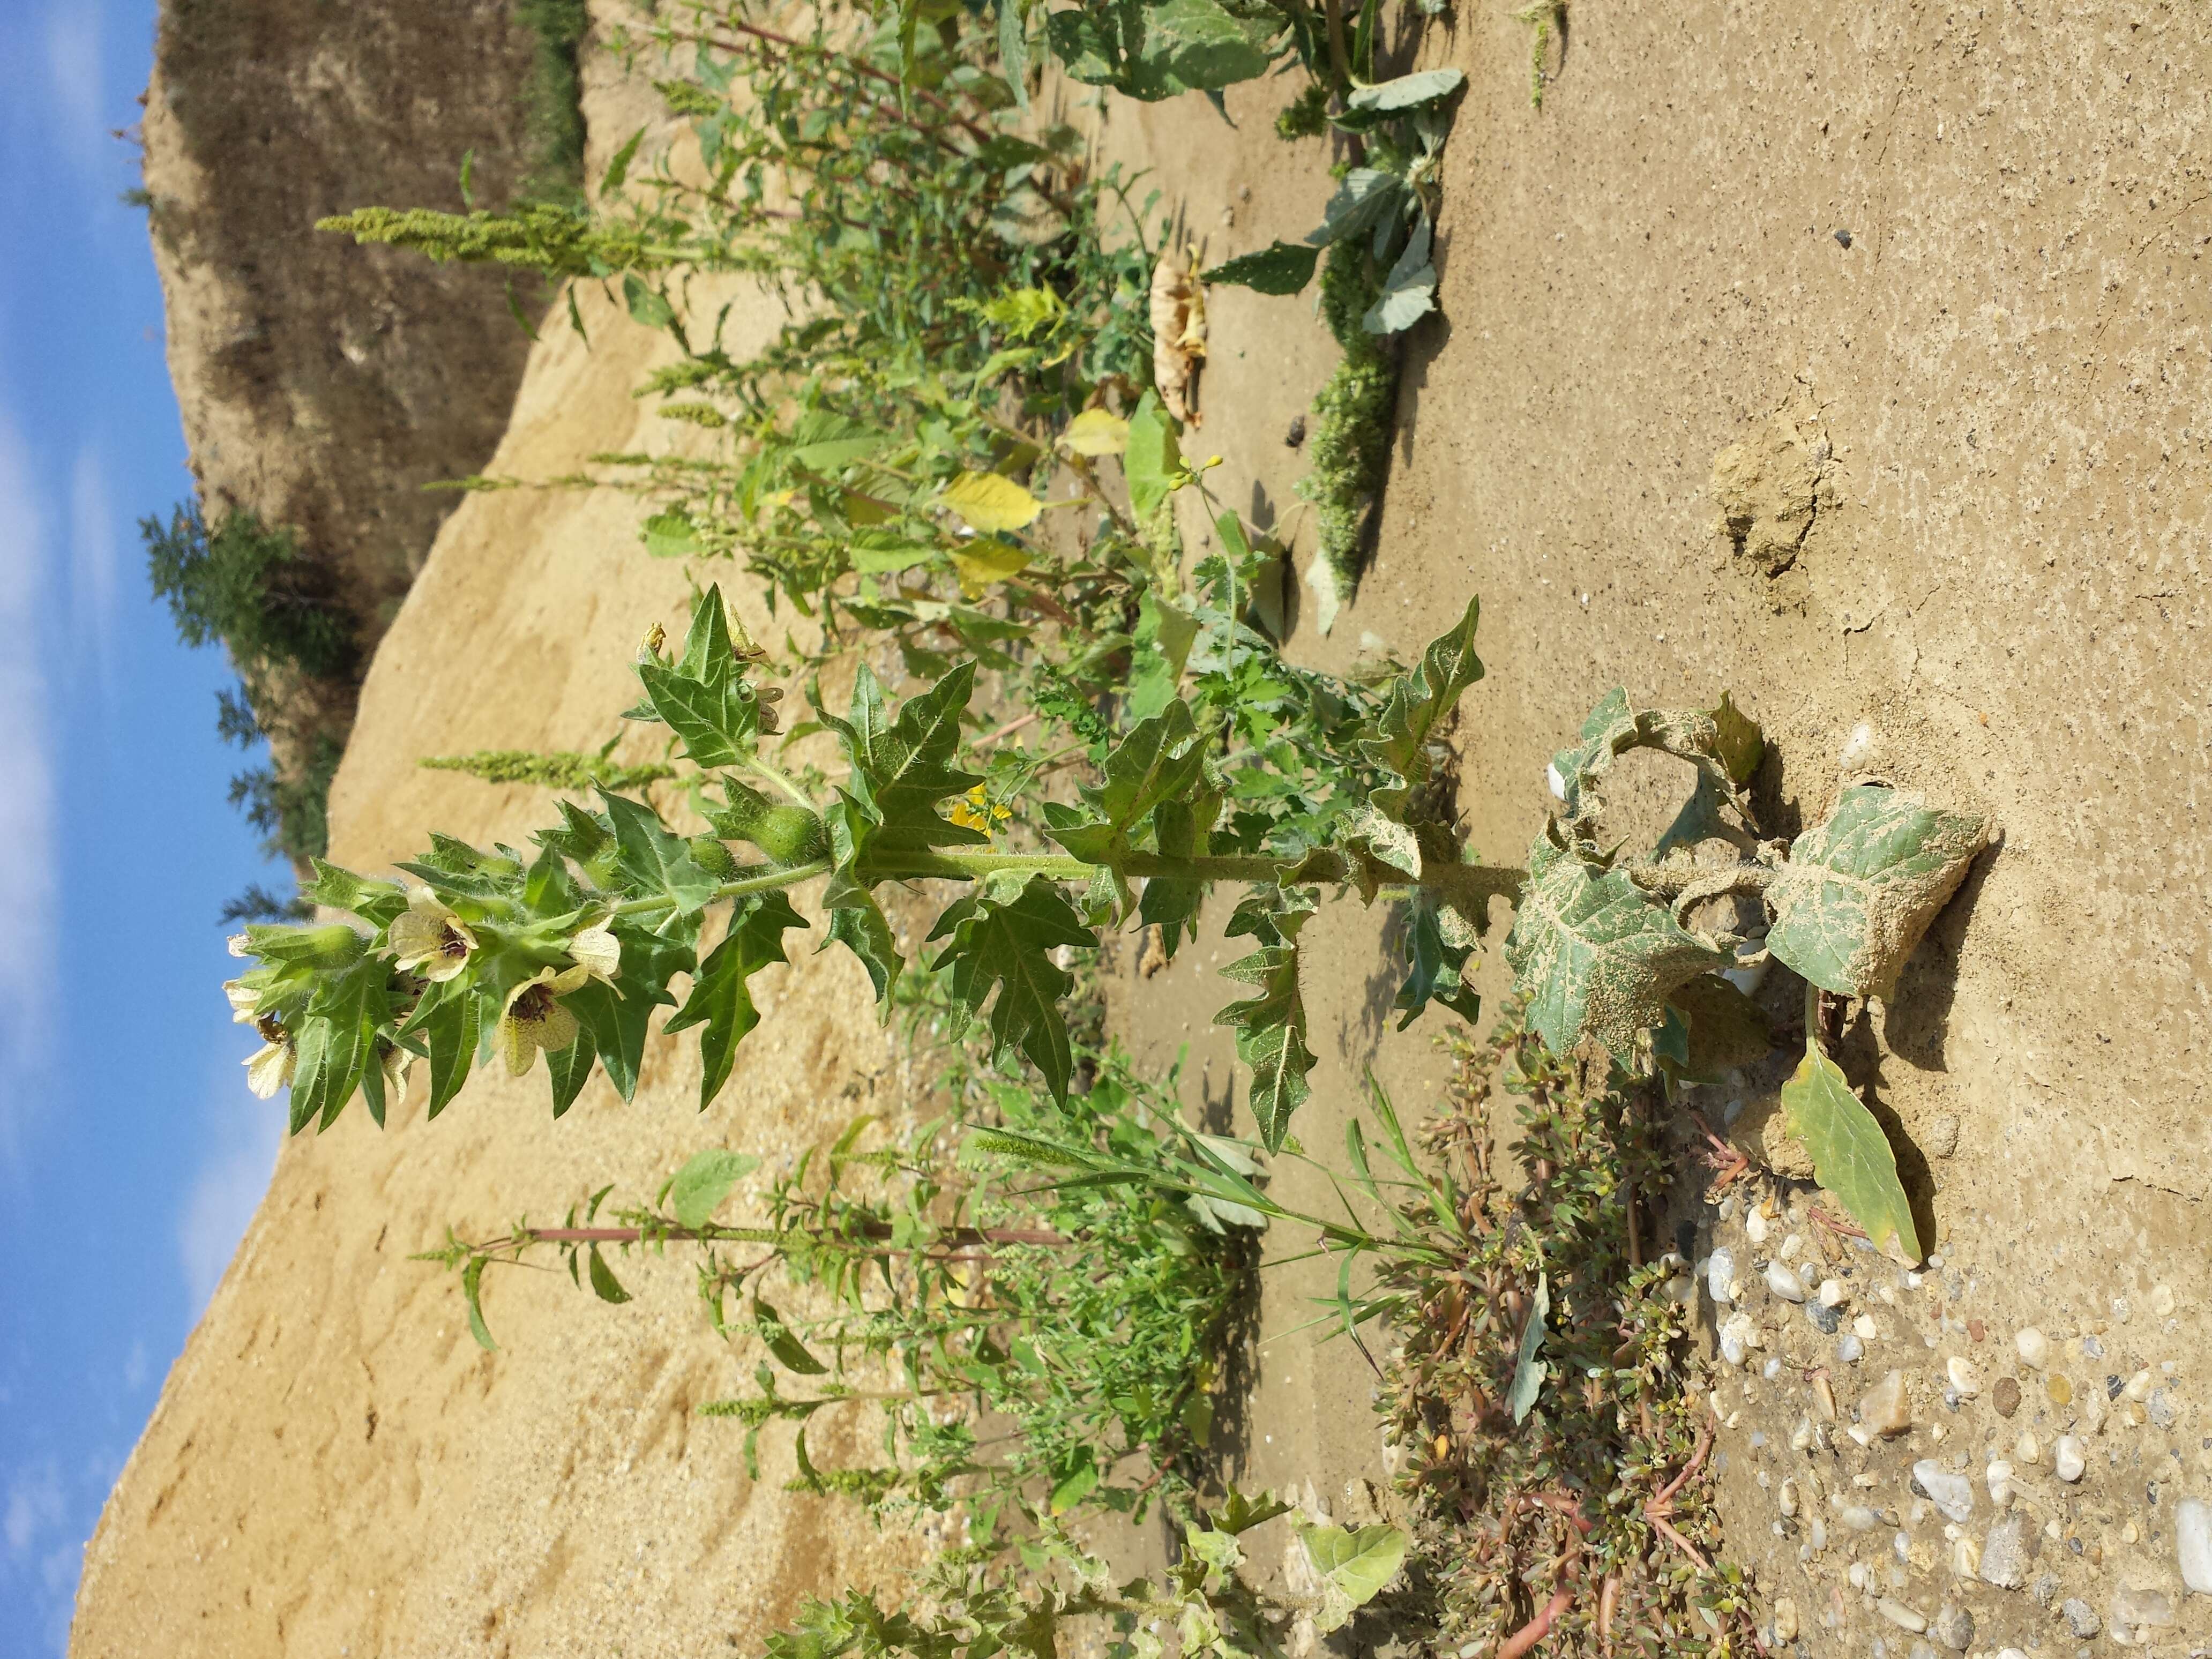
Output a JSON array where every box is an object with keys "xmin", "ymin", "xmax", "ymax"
[{"xmin": 230, "ymin": 587, "xmax": 1985, "ymax": 1258}]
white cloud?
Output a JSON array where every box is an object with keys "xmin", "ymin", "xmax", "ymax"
[
  {"xmin": 67, "ymin": 444, "xmax": 118, "ymax": 694},
  {"xmin": 0, "ymin": 407, "xmax": 56, "ymax": 1169},
  {"xmin": 177, "ymin": 1066, "xmax": 281, "ymax": 1313},
  {"xmin": 42, "ymin": 2, "xmax": 107, "ymax": 184}
]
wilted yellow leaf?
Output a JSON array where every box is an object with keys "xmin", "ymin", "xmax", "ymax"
[
  {"xmin": 1062, "ymin": 409, "xmax": 1130, "ymax": 457},
  {"xmin": 940, "ymin": 470, "xmax": 1043, "ymax": 534},
  {"xmin": 948, "ymin": 543, "xmax": 1030, "ymax": 598}
]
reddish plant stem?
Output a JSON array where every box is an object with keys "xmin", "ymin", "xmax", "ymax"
[
  {"xmin": 517, "ymin": 1221, "xmax": 1066, "ymax": 1249},
  {"xmin": 673, "ymin": 21, "xmax": 995, "ymax": 145},
  {"xmin": 1497, "ymin": 1587, "xmax": 1574, "ymax": 1659}
]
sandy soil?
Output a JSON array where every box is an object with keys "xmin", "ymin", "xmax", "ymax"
[{"xmin": 79, "ymin": 2, "xmax": 2212, "ymax": 1654}]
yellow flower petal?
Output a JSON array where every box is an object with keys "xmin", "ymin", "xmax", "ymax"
[
  {"xmin": 569, "ymin": 925, "xmax": 621, "ymax": 983},
  {"xmin": 223, "ymin": 980, "xmax": 260, "ymax": 1023},
  {"xmin": 536, "ymin": 1000, "xmax": 580, "ymax": 1055},
  {"xmin": 245, "ymin": 1041, "xmax": 295, "ymax": 1099},
  {"xmin": 498, "ymin": 1014, "xmax": 539, "ymax": 1077}
]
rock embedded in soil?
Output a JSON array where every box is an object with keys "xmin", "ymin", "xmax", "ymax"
[
  {"xmin": 1929, "ymin": 1602, "xmax": 1972, "ymax": 1651},
  {"xmin": 2053, "ymin": 1434, "xmax": 2087, "ymax": 1482},
  {"xmin": 2178, "ymin": 1497, "xmax": 2212, "ymax": 1595},
  {"xmin": 1707, "ymin": 1247, "xmax": 1736, "ymax": 1305},
  {"xmin": 1911, "ymin": 1460, "xmax": 1975, "ymax": 1523},
  {"xmin": 1945, "ymin": 1356, "xmax": 1981, "ymax": 1397},
  {"xmin": 2110, "ymin": 1586, "xmax": 2173, "ymax": 1629},
  {"xmin": 1860, "ymin": 1369, "xmax": 1914, "ymax": 1436},
  {"xmin": 2061, "ymin": 1597, "xmax": 2101, "ymax": 1637},
  {"xmin": 1876, "ymin": 1596, "xmax": 1929, "ymax": 1633},
  {"xmin": 2015, "ymin": 1327, "xmax": 2051, "ymax": 1369},
  {"xmin": 1766, "ymin": 1261, "xmax": 1807, "ymax": 1302},
  {"xmin": 1992, "ymin": 1375, "xmax": 2020, "ymax": 1417},
  {"xmin": 1978, "ymin": 1513, "xmax": 2036, "ymax": 1588}
]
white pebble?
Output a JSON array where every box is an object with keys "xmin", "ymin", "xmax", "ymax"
[
  {"xmin": 1707, "ymin": 1249, "xmax": 1736, "ymax": 1305},
  {"xmin": 1837, "ymin": 1333, "xmax": 1865, "ymax": 1363},
  {"xmin": 1720, "ymin": 1312, "xmax": 1757, "ymax": 1366},
  {"xmin": 1912, "ymin": 1460, "xmax": 1975, "ymax": 1523},
  {"xmin": 1945, "ymin": 1356, "xmax": 1981, "ymax": 1397},
  {"xmin": 2053, "ymin": 1435, "xmax": 2087, "ymax": 1483},
  {"xmin": 2177, "ymin": 1497, "xmax": 2212, "ymax": 1595},
  {"xmin": 2014, "ymin": 1326, "xmax": 2051, "ymax": 1369},
  {"xmin": 1984, "ymin": 1460, "xmax": 2013, "ymax": 1506},
  {"xmin": 2150, "ymin": 1283, "xmax": 2176, "ymax": 1318},
  {"xmin": 1876, "ymin": 1597, "xmax": 1928, "ymax": 1634},
  {"xmin": 1855, "ymin": 1314, "xmax": 1880, "ymax": 1339},
  {"xmin": 1819, "ymin": 1277, "xmax": 1848, "ymax": 1307},
  {"xmin": 1779, "ymin": 1477, "xmax": 1799, "ymax": 1518},
  {"xmin": 1780, "ymin": 1232, "xmax": 1803, "ymax": 1261},
  {"xmin": 2124, "ymin": 1368, "xmax": 2153, "ymax": 1402},
  {"xmin": 1790, "ymin": 1416, "xmax": 1816, "ymax": 1451},
  {"xmin": 1746, "ymin": 1208, "xmax": 1770, "ymax": 1245},
  {"xmin": 1840, "ymin": 721, "xmax": 1877, "ymax": 769},
  {"xmin": 1767, "ymin": 1262, "xmax": 1809, "ymax": 1303},
  {"xmin": 2014, "ymin": 1432, "xmax": 2039, "ymax": 1465}
]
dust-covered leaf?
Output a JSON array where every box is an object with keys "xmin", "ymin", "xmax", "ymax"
[
  {"xmin": 1391, "ymin": 886, "xmax": 1483, "ymax": 1030},
  {"xmin": 1503, "ymin": 836, "xmax": 1731, "ymax": 1060},
  {"xmin": 1507, "ymin": 1272, "xmax": 1550, "ymax": 1423},
  {"xmin": 941, "ymin": 470, "xmax": 1043, "ymax": 533},
  {"xmin": 1348, "ymin": 596, "xmax": 1482, "ymax": 880},
  {"xmin": 1764, "ymin": 785, "xmax": 1988, "ymax": 999},
  {"xmin": 1781, "ymin": 1042, "xmax": 1922, "ymax": 1264},
  {"xmin": 1360, "ymin": 217, "xmax": 1436, "ymax": 337},
  {"xmin": 1298, "ymin": 1521, "xmax": 1409, "ymax": 1633},
  {"xmin": 1306, "ymin": 168, "xmax": 1407, "ymax": 249},
  {"xmin": 1215, "ymin": 941, "xmax": 1314, "ymax": 1153},
  {"xmin": 1346, "ymin": 66, "xmax": 1464, "ymax": 112},
  {"xmin": 1549, "ymin": 687, "xmax": 1766, "ymax": 847}
]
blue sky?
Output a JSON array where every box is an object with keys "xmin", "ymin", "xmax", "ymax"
[{"xmin": 0, "ymin": 1, "xmax": 293, "ymax": 1651}]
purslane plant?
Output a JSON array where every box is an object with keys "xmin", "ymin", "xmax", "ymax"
[{"xmin": 229, "ymin": 581, "xmax": 1986, "ymax": 1259}]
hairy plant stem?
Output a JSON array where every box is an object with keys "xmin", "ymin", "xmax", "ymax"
[{"xmin": 510, "ymin": 1220, "xmax": 1066, "ymax": 1250}]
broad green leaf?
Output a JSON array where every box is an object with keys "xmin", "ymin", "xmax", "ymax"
[
  {"xmin": 1078, "ymin": 699, "xmax": 1207, "ymax": 836},
  {"xmin": 948, "ymin": 542, "xmax": 1029, "ymax": 597},
  {"xmin": 666, "ymin": 1148, "xmax": 763, "ymax": 1229},
  {"xmin": 1781, "ymin": 1043, "xmax": 1923, "ymax": 1264},
  {"xmin": 545, "ymin": 1032, "xmax": 595, "ymax": 1117},
  {"xmin": 664, "ymin": 894, "xmax": 808, "ymax": 1109},
  {"xmin": 561, "ymin": 918, "xmax": 693, "ymax": 1103},
  {"xmin": 1201, "ymin": 240, "xmax": 1319, "ymax": 296},
  {"xmin": 1298, "ymin": 1521, "xmax": 1409, "ymax": 1633},
  {"xmin": 1049, "ymin": 1447, "xmax": 1098, "ymax": 1515},
  {"xmin": 1764, "ymin": 786, "xmax": 1988, "ymax": 999},
  {"xmin": 928, "ymin": 876, "xmax": 1093, "ymax": 1102},
  {"xmin": 288, "ymin": 955, "xmax": 390, "ymax": 1133},
  {"xmin": 1507, "ymin": 1272, "xmax": 1550, "ymax": 1423},
  {"xmin": 1137, "ymin": 791, "xmax": 1219, "ymax": 960},
  {"xmin": 642, "ymin": 508, "xmax": 700, "ymax": 558},
  {"xmin": 821, "ymin": 662, "xmax": 986, "ymax": 864},
  {"xmin": 1346, "ymin": 66, "xmax": 1465, "ymax": 111},
  {"xmin": 1045, "ymin": 0, "xmax": 1282, "ymax": 100},
  {"xmin": 588, "ymin": 1244, "xmax": 633, "ymax": 1304},
  {"xmin": 1655, "ymin": 973, "xmax": 1772, "ymax": 1085},
  {"xmin": 303, "ymin": 860, "xmax": 407, "ymax": 928},
  {"xmin": 600, "ymin": 790, "xmax": 720, "ymax": 915},
  {"xmin": 788, "ymin": 410, "xmax": 887, "ymax": 473},
  {"xmin": 754, "ymin": 1294, "xmax": 828, "ymax": 1374},
  {"xmin": 1125, "ymin": 592, "xmax": 1198, "ymax": 720},
  {"xmin": 1391, "ymin": 886, "xmax": 1482, "ymax": 1030},
  {"xmin": 420, "ymin": 984, "xmax": 491, "ymax": 1120},
  {"xmin": 623, "ymin": 272, "xmax": 675, "ymax": 330},
  {"xmin": 1124, "ymin": 390, "xmax": 1184, "ymax": 521},
  {"xmin": 1215, "ymin": 942, "xmax": 1314, "ymax": 1152},
  {"xmin": 1061, "ymin": 408, "xmax": 1129, "ymax": 455},
  {"xmin": 823, "ymin": 870, "xmax": 903, "ymax": 1008},
  {"xmin": 941, "ymin": 470, "xmax": 1042, "ymax": 533},
  {"xmin": 1214, "ymin": 1487, "xmax": 1291, "ymax": 1535},
  {"xmin": 638, "ymin": 659, "xmax": 759, "ymax": 768},
  {"xmin": 1503, "ymin": 836, "xmax": 1731, "ymax": 1060},
  {"xmin": 1349, "ymin": 596, "xmax": 1482, "ymax": 880},
  {"xmin": 997, "ymin": 0, "xmax": 1031, "ymax": 107}
]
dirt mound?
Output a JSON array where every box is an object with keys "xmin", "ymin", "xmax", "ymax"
[{"xmin": 139, "ymin": 0, "xmax": 543, "ymax": 682}]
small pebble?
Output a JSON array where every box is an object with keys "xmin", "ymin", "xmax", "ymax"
[
  {"xmin": 1767, "ymin": 1261, "xmax": 1807, "ymax": 1302},
  {"xmin": 1719, "ymin": 1312, "xmax": 1757, "ymax": 1366},
  {"xmin": 1950, "ymin": 1533, "xmax": 1981, "ymax": 1578},
  {"xmin": 1707, "ymin": 1249, "xmax": 1736, "ymax": 1305},
  {"xmin": 1837, "ymin": 1332, "xmax": 1865, "ymax": 1363},
  {"xmin": 1945, "ymin": 1356, "xmax": 1981, "ymax": 1397},
  {"xmin": 1925, "ymin": 1114, "xmax": 1960, "ymax": 1159},
  {"xmin": 1746, "ymin": 1208, "xmax": 1770, "ymax": 1245},
  {"xmin": 1807, "ymin": 1301, "xmax": 1842, "ymax": 1334},
  {"xmin": 2148, "ymin": 1387, "xmax": 2179, "ymax": 1429},
  {"xmin": 1913, "ymin": 1460, "xmax": 1975, "ymax": 1522},
  {"xmin": 2176, "ymin": 1496, "xmax": 2212, "ymax": 1594},
  {"xmin": 1984, "ymin": 1459, "xmax": 2013, "ymax": 1507},
  {"xmin": 1780, "ymin": 1232, "xmax": 1804, "ymax": 1261},
  {"xmin": 2053, "ymin": 1435, "xmax": 2087, "ymax": 1483},
  {"xmin": 2123, "ymin": 1368, "xmax": 2153, "ymax": 1402},
  {"xmin": 2110, "ymin": 1586, "xmax": 2173, "ymax": 1628},
  {"xmin": 1978, "ymin": 1514, "xmax": 2035, "ymax": 1589},
  {"xmin": 2015, "ymin": 1327, "xmax": 2051, "ymax": 1369},
  {"xmin": 2149, "ymin": 1283, "xmax": 2176, "ymax": 1318},
  {"xmin": 1819, "ymin": 1277, "xmax": 1847, "ymax": 1307},
  {"xmin": 1876, "ymin": 1597, "xmax": 1928, "ymax": 1633},
  {"xmin": 1772, "ymin": 1596, "xmax": 1798, "ymax": 1642},
  {"xmin": 2081, "ymin": 1333, "xmax": 2105, "ymax": 1358},
  {"xmin": 1811, "ymin": 1374, "xmax": 1838, "ymax": 1421},
  {"xmin": 1992, "ymin": 1376, "xmax": 2020, "ymax": 1418},
  {"xmin": 2045, "ymin": 1373, "xmax": 2072, "ymax": 1406},
  {"xmin": 1779, "ymin": 1477, "xmax": 1799, "ymax": 1517},
  {"xmin": 1790, "ymin": 1415, "xmax": 1816, "ymax": 1451},
  {"xmin": 2014, "ymin": 1431, "xmax": 2039, "ymax": 1464},
  {"xmin": 2060, "ymin": 1598, "xmax": 2099, "ymax": 1638},
  {"xmin": 1860, "ymin": 1369, "xmax": 1913, "ymax": 1437},
  {"xmin": 1856, "ymin": 1314, "xmax": 1881, "ymax": 1339},
  {"xmin": 1837, "ymin": 1500, "xmax": 1882, "ymax": 1531},
  {"xmin": 1929, "ymin": 1602, "xmax": 1972, "ymax": 1651},
  {"xmin": 1909, "ymin": 1643, "xmax": 1936, "ymax": 1659},
  {"xmin": 1762, "ymin": 1356, "xmax": 1784, "ymax": 1380}
]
